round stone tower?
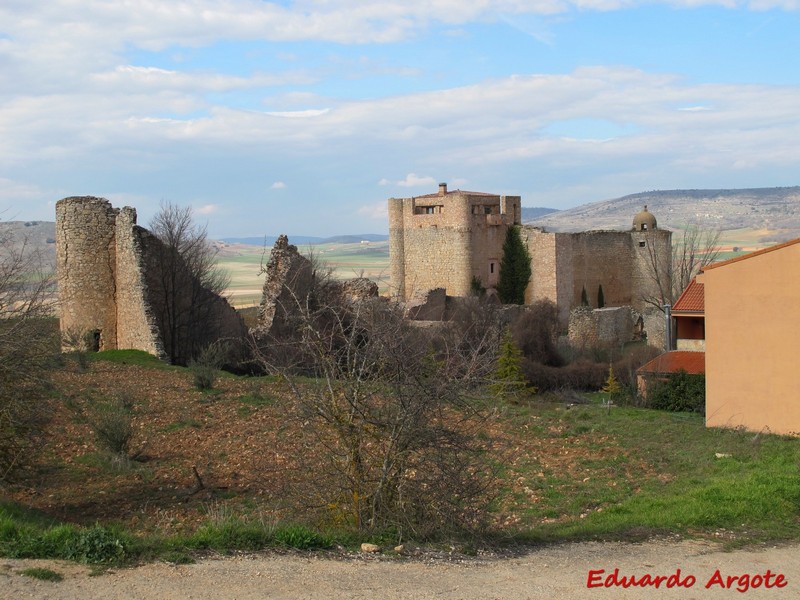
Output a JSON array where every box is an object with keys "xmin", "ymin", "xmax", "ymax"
[{"xmin": 55, "ymin": 196, "xmax": 119, "ymax": 350}]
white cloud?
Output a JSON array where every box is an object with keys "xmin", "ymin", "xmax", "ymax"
[
  {"xmin": 397, "ymin": 174, "xmax": 437, "ymax": 187},
  {"xmin": 271, "ymin": 181, "xmax": 287, "ymax": 189},
  {"xmin": 196, "ymin": 204, "xmax": 218, "ymax": 215},
  {"xmin": 357, "ymin": 202, "xmax": 388, "ymax": 219}
]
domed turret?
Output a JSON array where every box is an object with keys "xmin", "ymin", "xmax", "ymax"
[{"xmin": 633, "ymin": 205, "xmax": 657, "ymax": 231}]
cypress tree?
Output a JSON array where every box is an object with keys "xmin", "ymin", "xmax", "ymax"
[
  {"xmin": 491, "ymin": 328, "xmax": 531, "ymax": 400},
  {"xmin": 597, "ymin": 284, "xmax": 605, "ymax": 308},
  {"xmin": 580, "ymin": 286, "xmax": 589, "ymax": 307},
  {"xmin": 497, "ymin": 226, "xmax": 532, "ymax": 304}
]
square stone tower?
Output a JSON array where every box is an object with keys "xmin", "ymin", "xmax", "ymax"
[{"xmin": 388, "ymin": 183, "xmax": 521, "ymax": 301}]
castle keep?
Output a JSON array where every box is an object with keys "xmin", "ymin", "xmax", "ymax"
[
  {"xmin": 389, "ymin": 185, "xmax": 671, "ymax": 339},
  {"xmin": 389, "ymin": 183, "xmax": 522, "ymax": 300},
  {"xmin": 56, "ymin": 196, "xmax": 246, "ymax": 363}
]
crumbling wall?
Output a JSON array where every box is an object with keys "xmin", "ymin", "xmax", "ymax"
[
  {"xmin": 568, "ymin": 306, "xmax": 637, "ymax": 349},
  {"xmin": 56, "ymin": 196, "xmax": 246, "ymax": 362},
  {"xmin": 255, "ymin": 236, "xmax": 381, "ymax": 338},
  {"xmin": 405, "ymin": 288, "xmax": 446, "ymax": 321},
  {"xmin": 256, "ymin": 235, "xmax": 314, "ymax": 337},
  {"xmin": 114, "ymin": 208, "xmax": 165, "ymax": 358}
]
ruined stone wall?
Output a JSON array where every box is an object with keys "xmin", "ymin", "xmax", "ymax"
[
  {"xmin": 56, "ymin": 197, "xmax": 118, "ymax": 350},
  {"xmin": 568, "ymin": 306, "xmax": 636, "ymax": 348},
  {"xmin": 57, "ymin": 196, "xmax": 246, "ymax": 362},
  {"xmin": 114, "ymin": 209, "xmax": 165, "ymax": 357}
]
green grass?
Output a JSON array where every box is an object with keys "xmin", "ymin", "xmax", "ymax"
[
  {"xmin": 4, "ymin": 388, "xmax": 800, "ymax": 562},
  {"xmin": 90, "ymin": 349, "xmax": 175, "ymax": 369},
  {"xmin": 20, "ymin": 567, "xmax": 63, "ymax": 582},
  {"xmin": 507, "ymin": 401, "xmax": 800, "ymax": 546}
]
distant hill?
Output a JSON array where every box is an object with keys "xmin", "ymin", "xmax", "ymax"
[
  {"xmin": 0, "ymin": 220, "xmax": 57, "ymax": 269},
  {"xmin": 527, "ymin": 187, "xmax": 800, "ymax": 242},
  {"xmin": 221, "ymin": 234, "xmax": 389, "ymax": 247},
  {"xmin": 521, "ymin": 206, "xmax": 559, "ymax": 221}
]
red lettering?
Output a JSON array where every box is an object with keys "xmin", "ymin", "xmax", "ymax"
[
  {"xmin": 705, "ymin": 569, "xmax": 725, "ymax": 589},
  {"xmin": 587, "ymin": 569, "xmax": 604, "ymax": 588},
  {"xmin": 706, "ymin": 569, "xmax": 787, "ymax": 590},
  {"xmin": 604, "ymin": 568, "xmax": 620, "ymax": 588},
  {"xmin": 736, "ymin": 574, "xmax": 751, "ymax": 593},
  {"xmin": 666, "ymin": 569, "xmax": 695, "ymax": 588},
  {"xmin": 652, "ymin": 575, "xmax": 668, "ymax": 588}
]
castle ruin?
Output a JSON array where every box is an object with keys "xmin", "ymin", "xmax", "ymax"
[
  {"xmin": 389, "ymin": 184, "xmax": 671, "ymax": 345},
  {"xmin": 56, "ymin": 196, "xmax": 246, "ymax": 363}
]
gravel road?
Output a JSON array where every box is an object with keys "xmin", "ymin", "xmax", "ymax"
[{"xmin": 2, "ymin": 540, "xmax": 798, "ymax": 599}]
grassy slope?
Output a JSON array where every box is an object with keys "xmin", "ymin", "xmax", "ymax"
[{"xmin": 2, "ymin": 354, "xmax": 799, "ymax": 563}]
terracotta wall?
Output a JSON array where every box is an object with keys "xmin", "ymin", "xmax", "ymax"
[{"xmin": 703, "ymin": 242, "xmax": 800, "ymax": 435}]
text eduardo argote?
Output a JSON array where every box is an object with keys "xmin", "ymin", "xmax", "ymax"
[{"xmin": 587, "ymin": 568, "xmax": 787, "ymax": 593}]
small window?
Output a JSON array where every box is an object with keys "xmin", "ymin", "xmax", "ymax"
[
  {"xmin": 639, "ymin": 241, "xmax": 646, "ymax": 248},
  {"xmin": 490, "ymin": 263, "xmax": 495, "ymax": 274},
  {"xmin": 484, "ymin": 206, "xmax": 492, "ymax": 215},
  {"xmin": 641, "ymin": 224, "xmax": 648, "ymax": 231}
]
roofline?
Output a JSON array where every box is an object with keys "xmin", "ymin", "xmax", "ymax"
[
  {"xmin": 413, "ymin": 189, "xmax": 504, "ymax": 199},
  {"xmin": 702, "ymin": 237, "xmax": 800, "ymax": 272}
]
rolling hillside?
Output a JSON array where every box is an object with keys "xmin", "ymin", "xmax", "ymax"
[{"xmin": 526, "ymin": 187, "xmax": 800, "ymax": 244}]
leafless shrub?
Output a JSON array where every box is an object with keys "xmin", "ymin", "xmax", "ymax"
[
  {"xmin": 0, "ymin": 228, "xmax": 57, "ymax": 481},
  {"xmin": 253, "ymin": 277, "xmax": 502, "ymax": 538}
]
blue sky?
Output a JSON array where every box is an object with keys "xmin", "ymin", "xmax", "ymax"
[{"xmin": 1, "ymin": 2, "xmax": 799, "ymax": 237}]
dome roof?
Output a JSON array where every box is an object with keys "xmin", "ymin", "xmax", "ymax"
[{"xmin": 633, "ymin": 205, "xmax": 657, "ymax": 231}]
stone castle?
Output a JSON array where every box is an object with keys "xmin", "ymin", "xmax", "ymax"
[
  {"xmin": 389, "ymin": 184, "xmax": 671, "ymax": 343},
  {"xmin": 56, "ymin": 196, "xmax": 246, "ymax": 363}
]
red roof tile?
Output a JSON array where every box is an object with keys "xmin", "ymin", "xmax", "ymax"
[
  {"xmin": 672, "ymin": 278, "xmax": 704, "ymax": 313},
  {"xmin": 637, "ymin": 351, "xmax": 705, "ymax": 375}
]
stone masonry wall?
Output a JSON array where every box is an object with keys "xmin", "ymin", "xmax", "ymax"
[
  {"xmin": 57, "ymin": 196, "xmax": 246, "ymax": 362},
  {"xmin": 568, "ymin": 306, "xmax": 636, "ymax": 348},
  {"xmin": 114, "ymin": 211, "xmax": 165, "ymax": 358},
  {"xmin": 388, "ymin": 189, "xmax": 520, "ymax": 302},
  {"xmin": 56, "ymin": 197, "xmax": 118, "ymax": 350}
]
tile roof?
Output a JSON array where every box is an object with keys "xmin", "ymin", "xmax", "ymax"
[
  {"xmin": 414, "ymin": 189, "xmax": 500, "ymax": 199},
  {"xmin": 637, "ymin": 351, "xmax": 705, "ymax": 375},
  {"xmin": 672, "ymin": 278, "xmax": 704, "ymax": 313},
  {"xmin": 702, "ymin": 236, "xmax": 800, "ymax": 272}
]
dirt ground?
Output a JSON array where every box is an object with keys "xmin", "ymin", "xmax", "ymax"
[{"xmin": 2, "ymin": 539, "xmax": 798, "ymax": 599}]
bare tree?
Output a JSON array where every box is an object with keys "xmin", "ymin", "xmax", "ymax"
[
  {"xmin": 672, "ymin": 225, "xmax": 721, "ymax": 297},
  {"xmin": 642, "ymin": 224, "xmax": 721, "ymax": 310},
  {"xmin": 0, "ymin": 227, "xmax": 57, "ymax": 481},
  {"xmin": 253, "ymin": 268, "xmax": 502, "ymax": 537},
  {"xmin": 148, "ymin": 202, "xmax": 231, "ymax": 365}
]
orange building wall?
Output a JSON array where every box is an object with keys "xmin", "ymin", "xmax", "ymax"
[{"xmin": 703, "ymin": 242, "xmax": 800, "ymax": 435}]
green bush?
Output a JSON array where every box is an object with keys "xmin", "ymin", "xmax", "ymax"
[
  {"xmin": 1, "ymin": 521, "xmax": 130, "ymax": 564},
  {"xmin": 648, "ymin": 370, "xmax": 705, "ymax": 414}
]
